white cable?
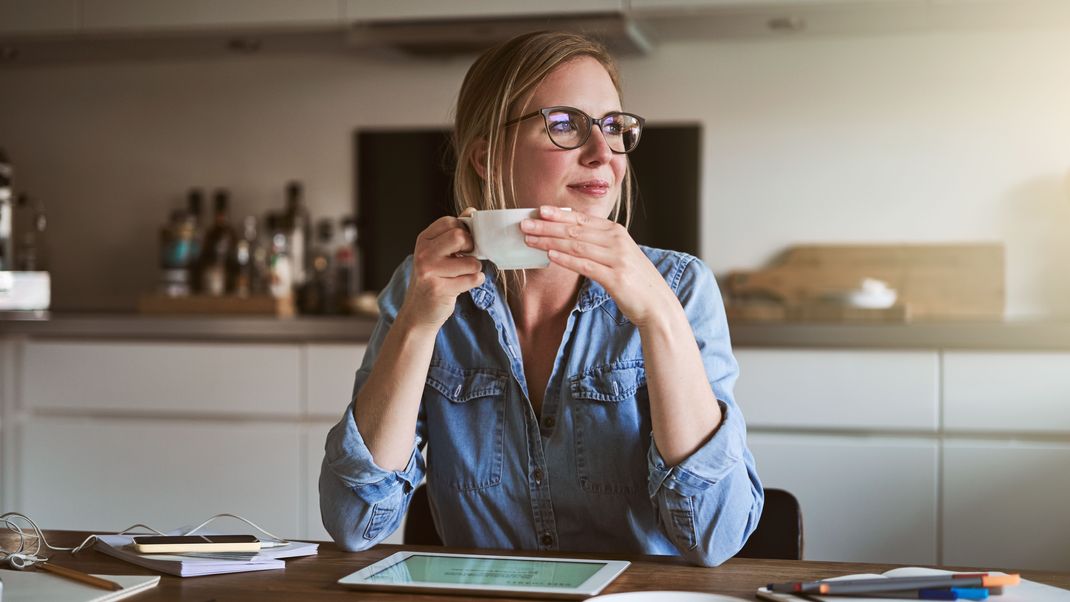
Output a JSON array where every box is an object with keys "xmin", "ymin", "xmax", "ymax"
[{"xmin": 1, "ymin": 511, "xmax": 290, "ymax": 569}]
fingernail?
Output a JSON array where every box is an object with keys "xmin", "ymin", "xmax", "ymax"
[
  {"xmin": 540, "ymin": 205, "xmax": 554, "ymax": 216},
  {"xmin": 525, "ymin": 235, "xmax": 537, "ymax": 243},
  {"xmin": 520, "ymin": 219, "xmax": 533, "ymax": 230}
]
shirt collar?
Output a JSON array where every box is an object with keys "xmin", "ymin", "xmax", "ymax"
[{"xmin": 467, "ymin": 265, "xmax": 612, "ymax": 313}]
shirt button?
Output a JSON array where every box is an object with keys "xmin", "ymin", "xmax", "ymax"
[
  {"xmin": 543, "ymin": 416, "xmax": 556, "ymax": 429},
  {"xmin": 540, "ymin": 532, "xmax": 554, "ymax": 546},
  {"xmin": 533, "ymin": 468, "xmax": 544, "ymax": 484}
]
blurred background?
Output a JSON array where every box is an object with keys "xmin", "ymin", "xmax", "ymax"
[{"xmin": 1, "ymin": 0, "xmax": 1069, "ymax": 573}]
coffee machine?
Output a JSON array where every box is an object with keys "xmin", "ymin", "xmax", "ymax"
[{"xmin": 0, "ymin": 148, "xmax": 51, "ymax": 311}]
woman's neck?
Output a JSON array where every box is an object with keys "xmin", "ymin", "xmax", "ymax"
[{"xmin": 507, "ymin": 265, "xmax": 582, "ymax": 334}]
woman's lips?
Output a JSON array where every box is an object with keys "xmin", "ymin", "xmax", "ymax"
[{"xmin": 567, "ymin": 181, "xmax": 610, "ymax": 197}]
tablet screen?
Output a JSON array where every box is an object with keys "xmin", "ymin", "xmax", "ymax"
[{"xmin": 364, "ymin": 554, "xmax": 606, "ymax": 589}]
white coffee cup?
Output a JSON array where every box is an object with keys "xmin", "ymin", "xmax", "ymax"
[{"xmin": 459, "ymin": 208, "xmax": 564, "ymax": 270}]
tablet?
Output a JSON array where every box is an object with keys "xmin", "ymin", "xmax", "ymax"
[{"xmin": 338, "ymin": 551, "xmax": 630, "ymax": 599}]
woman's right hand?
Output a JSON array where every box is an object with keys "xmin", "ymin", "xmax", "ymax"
[{"xmin": 397, "ymin": 212, "xmax": 484, "ymax": 332}]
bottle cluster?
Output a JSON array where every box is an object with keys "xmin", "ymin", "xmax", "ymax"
[{"xmin": 157, "ymin": 181, "xmax": 361, "ymax": 315}]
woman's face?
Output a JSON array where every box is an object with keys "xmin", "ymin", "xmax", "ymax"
[{"xmin": 504, "ymin": 56, "xmax": 628, "ymax": 220}]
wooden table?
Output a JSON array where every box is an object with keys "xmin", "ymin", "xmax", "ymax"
[{"xmin": 10, "ymin": 531, "xmax": 1070, "ymax": 601}]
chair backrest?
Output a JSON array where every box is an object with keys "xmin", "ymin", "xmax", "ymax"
[
  {"xmin": 404, "ymin": 484, "xmax": 444, "ymax": 546},
  {"xmin": 404, "ymin": 484, "xmax": 804, "ymax": 560},
  {"xmin": 734, "ymin": 488, "xmax": 804, "ymax": 560}
]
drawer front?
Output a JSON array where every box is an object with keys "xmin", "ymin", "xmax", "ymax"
[
  {"xmin": 943, "ymin": 441, "xmax": 1070, "ymax": 570},
  {"xmin": 943, "ymin": 351, "xmax": 1070, "ymax": 432},
  {"xmin": 306, "ymin": 344, "xmax": 367, "ymax": 417},
  {"xmin": 20, "ymin": 417, "xmax": 302, "ymax": 536},
  {"xmin": 735, "ymin": 349, "xmax": 939, "ymax": 430},
  {"xmin": 749, "ymin": 433, "xmax": 938, "ymax": 564},
  {"xmin": 22, "ymin": 340, "xmax": 301, "ymax": 416}
]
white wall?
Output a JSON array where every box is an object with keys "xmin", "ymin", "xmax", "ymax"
[{"xmin": 0, "ymin": 27, "xmax": 1068, "ymax": 315}]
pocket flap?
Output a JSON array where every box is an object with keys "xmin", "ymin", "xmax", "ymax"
[
  {"xmin": 570, "ymin": 360, "xmax": 646, "ymax": 402},
  {"xmin": 426, "ymin": 363, "xmax": 506, "ymax": 403}
]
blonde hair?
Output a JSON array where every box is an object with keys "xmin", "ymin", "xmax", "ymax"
[{"xmin": 451, "ymin": 31, "xmax": 635, "ymax": 291}]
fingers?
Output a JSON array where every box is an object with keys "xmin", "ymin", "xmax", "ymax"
[
  {"xmin": 419, "ymin": 215, "xmax": 461, "ymax": 241},
  {"xmin": 537, "ymin": 205, "xmax": 616, "ymax": 229},
  {"xmin": 524, "ymin": 233, "xmax": 618, "ymax": 266},
  {"xmin": 423, "ymin": 221, "xmax": 475, "ymax": 255}
]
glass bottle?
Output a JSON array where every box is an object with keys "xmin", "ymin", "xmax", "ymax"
[
  {"xmin": 266, "ymin": 213, "xmax": 293, "ymax": 299},
  {"xmin": 283, "ymin": 180, "xmax": 310, "ymax": 289},
  {"xmin": 230, "ymin": 215, "xmax": 260, "ymax": 298},
  {"xmin": 186, "ymin": 188, "xmax": 206, "ymax": 292},
  {"xmin": 334, "ymin": 215, "xmax": 361, "ymax": 314},
  {"xmin": 198, "ymin": 189, "xmax": 237, "ymax": 296}
]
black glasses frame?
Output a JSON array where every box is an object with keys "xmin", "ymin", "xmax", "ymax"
[{"xmin": 503, "ymin": 105, "xmax": 646, "ymax": 154}]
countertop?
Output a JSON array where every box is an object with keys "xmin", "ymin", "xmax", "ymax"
[{"xmin": 3, "ymin": 312, "xmax": 1070, "ymax": 349}]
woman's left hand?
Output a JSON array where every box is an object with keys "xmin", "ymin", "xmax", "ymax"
[{"xmin": 520, "ymin": 205, "xmax": 677, "ymax": 327}]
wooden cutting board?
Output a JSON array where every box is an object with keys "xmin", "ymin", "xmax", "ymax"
[{"xmin": 724, "ymin": 243, "xmax": 1004, "ymax": 321}]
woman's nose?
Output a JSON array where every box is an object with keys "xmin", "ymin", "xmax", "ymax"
[{"xmin": 580, "ymin": 126, "xmax": 614, "ymax": 166}]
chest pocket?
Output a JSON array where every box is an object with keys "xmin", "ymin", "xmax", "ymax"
[
  {"xmin": 424, "ymin": 362, "xmax": 508, "ymax": 492},
  {"xmin": 570, "ymin": 359, "xmax": 651, "ymax": 495}
]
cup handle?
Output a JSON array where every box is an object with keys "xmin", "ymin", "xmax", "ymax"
[{"xmin": 457, "ymin": 216, "xmax": 487, "ymax": 260}]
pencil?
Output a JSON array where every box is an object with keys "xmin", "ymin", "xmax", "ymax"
[{"xmin": 39, "ymin": 561, "xmax": 125, "ymax": 592}]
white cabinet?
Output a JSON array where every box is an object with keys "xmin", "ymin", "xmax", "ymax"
[
  {"xmin": 20, "ymin": 417, "xmax": 302, "ymax": 536},
  {"xmin": 306, "ymin": 343, "xmax": 366, "ymax": 417},
  {"xmin": 943, "ymin": 441, "xmax": 1070, "ymax": 571},
  {"xmin": 0, "ymin": 0, "xmax": 78, "ymax": 34},
  {"xmin": 943, "ymin": 351, "xmax": 1070, "ymax": 433},
  {"xmin": 630, "ymin": 0, "xmax": 924, "ymax": 10},
  {"xmin": 750, "ymin": 433, "xmax": 938, "ymax": 564},
  {"xmin": 344, "ymin": 0, "xmax": 624, "ymax": 21},
  {"xmin": 80, "ymin": 0, "xmax": 342, "ymax": 32},
  {"xmin": 735, "ymin": 349, "xmax": 939, "ymax": 431},
  {"xmin": 21, "ymin": 340, "xmax": 302, "ymax": 416}
]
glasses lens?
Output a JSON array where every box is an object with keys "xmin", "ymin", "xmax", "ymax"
[
  {"xmin": 602, "ymin": 113, "xmax": 642, "ymax": 153},
  {"xmin": 544, "ymin": 108, "xmax": 590, "ymax": 150}
]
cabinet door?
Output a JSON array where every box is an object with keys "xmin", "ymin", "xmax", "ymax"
[
  {"xmin": 304, "ymin": 421, "xmax": 406, "ymax": 544},
  {"xmin": 19, "ymin": 417, "xmax": 302, "ymax": 536},
  {"xmin": 943, "ymin": 351, "xmax": 1070, "ymax": 433},
  {"xmin": 749, "ymin": 433, "xmax": 938, "ymax": 564},
  {"xmin": 22, "ymin": 340, "xmax": 301, "ymax": 416},
  {"xmin": 81, "ymin": 0, "xmax": 341, "ymax": 32},
  {"xmin": 306, "ymin": 344, "xmax": 367, "ymax": 417},
  {"xmin": 0, "ymin": 0, "xmax": 78, "ymax": 34},
  {"xmin": 345, "ymin": 0, "xmax": 623, "ymax": 21},
  {"xmin": 943, "ymin": 441, "xmax": 1070, "ymax": 571},
  {"xmin": 735, "ymin": 349, "xmax": 939, "ymax": 431}
]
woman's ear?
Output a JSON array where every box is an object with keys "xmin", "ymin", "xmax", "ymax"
[{"xmin": 468, "ymin": 138, "xmax": 489, "ymax": 181}]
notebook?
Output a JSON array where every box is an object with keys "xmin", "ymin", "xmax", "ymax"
[
  {"xmin": 94, "ymin": 532, "xmax": 318, "ymax": 577},
  {"xmin": 756, "ymin": 567, "xmax": 1070, "ymax": 602},
  {"xmin": 0, "ymin": 569, "xmax": 159, "ymax": 602}
]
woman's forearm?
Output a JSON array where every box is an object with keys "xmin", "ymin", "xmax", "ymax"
[
  {"xmin": 639, "ymin": 301, "xmax": 723, "ymax": 466},
  {"xmin": 352, "ymin": 310, "xmax": 440, "ymax": 471}
]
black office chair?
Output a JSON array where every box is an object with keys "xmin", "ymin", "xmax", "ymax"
[
  {"xmin": 405, "ymin": 484, "xmax": 803, "ymax": 560},
  {"xmin": 735, "ymin": 488, "xmax": 804, "ymax": 560},
  {"xmin": 404, "ymin": 484, "xmax": 444, "ymax": 546}
]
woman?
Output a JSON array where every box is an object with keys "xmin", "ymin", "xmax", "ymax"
[{"xmin": 320, "ymin": 31, "xmax": 763, "ymax": 567}]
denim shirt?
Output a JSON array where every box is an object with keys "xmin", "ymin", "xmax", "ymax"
[{"xmin": 319, "ymin": 246, "xmax": 764, "ymax": 567}]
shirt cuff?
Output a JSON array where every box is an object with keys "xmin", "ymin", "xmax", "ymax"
[
  {"xmin": 647, "ymin": 399, "xmax": 746, "ymax": 498},
  {"xmin": 323, "ymin": 400, "xmax": 424, "ymax": 505}
]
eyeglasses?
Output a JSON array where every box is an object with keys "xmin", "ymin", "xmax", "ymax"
[{"xmin": 503, "ymin": 106, "xmax": 645, "ymax": 154}]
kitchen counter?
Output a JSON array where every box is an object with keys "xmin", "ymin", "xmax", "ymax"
[{"xmin": 3, "ymin": 312, "xmax": 1070, "ymax": 349}]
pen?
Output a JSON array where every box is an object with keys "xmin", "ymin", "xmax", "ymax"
[
  {"xmin": 769, "ymin": 573, "xmax": 1019, "ymax": 595},
  {"xmin": 39, "ymin": 561, "xmax": 125, "ymax": 592}
]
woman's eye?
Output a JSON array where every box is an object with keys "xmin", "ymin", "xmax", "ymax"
[{"xmin": 549, "ymin": 120, "xmax": 579, "ymax": 134}]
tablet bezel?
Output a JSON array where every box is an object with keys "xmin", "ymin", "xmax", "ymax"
[{"xmin": 338, "ymin": 550, "xmax": 631, "ymax": 600}]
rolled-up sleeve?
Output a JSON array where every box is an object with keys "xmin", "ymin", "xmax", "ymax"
[
  {"xmin": 647, "ymin": 255, "xmax": 764, "ymax": 566},
  {"xmin": 318, "ymin": 257, "xmax": 428, "ymax": 551}
]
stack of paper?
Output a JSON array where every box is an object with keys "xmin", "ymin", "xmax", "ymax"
[
  {"xmin": 94, "ymin": 533, "xmax": 318, "ymax": 577},
  {"xmin": 0, "ymin": 569, "xmax": 160, "ymax": 602}
]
